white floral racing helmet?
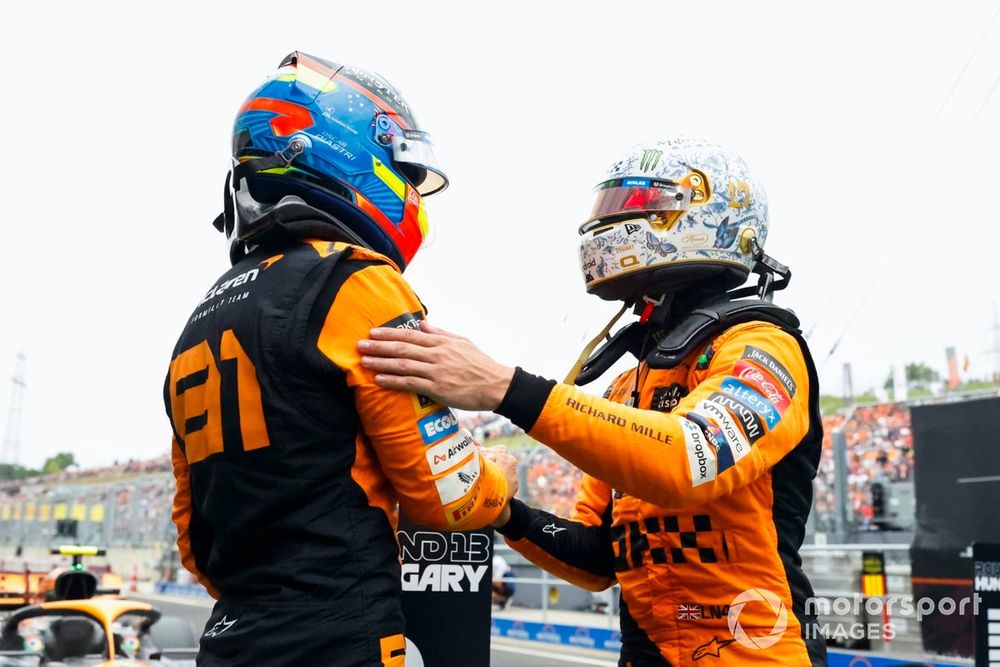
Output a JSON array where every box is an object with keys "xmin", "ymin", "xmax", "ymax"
[{"xmin": 579, "ymin": 138, "xmax": 768, "ymax": 301}]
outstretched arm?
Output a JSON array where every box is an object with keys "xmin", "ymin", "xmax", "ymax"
[
  {"xmin": 360, "ymin": 320, "xmax": 812, "ymax": 511},
  {"xmin": 360, "ymin": 321, "xmax": 515, "ymax": 411}
]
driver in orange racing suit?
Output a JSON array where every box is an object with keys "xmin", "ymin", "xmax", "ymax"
[
  {"xmin": 165, "ymin": 53, "xmax": 516, "ymax": 666},
  {"xmin": 358, "ymin": 139, "xmax": 827, "ymax": 665}
]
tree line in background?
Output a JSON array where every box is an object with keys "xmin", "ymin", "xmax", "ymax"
[
  {"xmin": 0, "ymin": 451, "xmax": 76, "ymax": 481},
  {"xmin": 818, "ymin": 360, "xmax": 998, "ymax": 414}
]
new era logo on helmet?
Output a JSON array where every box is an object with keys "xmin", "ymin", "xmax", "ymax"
[{"xmin": 640, "ymin": 149, "xmax": 663, "ymax": 172}]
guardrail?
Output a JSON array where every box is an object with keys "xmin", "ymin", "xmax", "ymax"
[{"xmin": 500, "ymin": 573, "xmax": 620, "ymax": 628}]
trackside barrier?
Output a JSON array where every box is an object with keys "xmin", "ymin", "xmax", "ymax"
[
  {"xmin": 154, "ymin": 581, "xmax": 211, "ymax": 598},
  {"xmin": 825, "ymin": 650, "xmax": 969, "ymax": 666},
  {"xmin": 491, "ymin": 617, "xmax": 621, "ymax": 652},
  {"xmin": 492, "ymin": 617, "xmax": 970, "ymax": 665}
]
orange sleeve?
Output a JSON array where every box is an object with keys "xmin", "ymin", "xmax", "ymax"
[
  {"xmin": 317, "ymin": 261, "xmax": 508, "ymax": 530},
  {"xmin": 497, "ymin": 323, "xmax": 813, "ymax": 511},
  {"xmin": 170, "ymin": 437, "xmax": 219, "ymax": 598}
]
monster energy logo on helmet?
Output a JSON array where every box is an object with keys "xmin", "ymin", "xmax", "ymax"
[{"xmin": 640, "ymin": 149, "xmax": 663, "ymax": 172}]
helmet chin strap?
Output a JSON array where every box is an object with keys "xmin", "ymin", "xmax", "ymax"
[
  {"xmin": 561, "ymin": 293, "xmax": 676, "ymax": 386},
  {"xmin": 563, "ymin": 303, "xmax": 630, "ymax": 384},
  {"xmin": 728, "ymin": 236, "xmax": 792, "ymax": 301},
  {"xmin": 213, "ymin": 137, "xmax": 311, "ymax": 237}
]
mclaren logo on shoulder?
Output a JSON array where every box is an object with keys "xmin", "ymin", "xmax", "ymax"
[
  {"xmin": 640, "ymin": 149, "xmax": 663, "ymax": 172},
  {"xmin": 258, "ymin": 254, "xmax": 284, "ymax": 269}
]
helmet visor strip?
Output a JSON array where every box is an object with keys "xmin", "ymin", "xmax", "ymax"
[
  {"xmin": 391, "ymin": 131, "xmax": 448, "ymax": 196},
  {"xmin": 583, "ymin": 178, "xmax": 691, "ymax": 231}
]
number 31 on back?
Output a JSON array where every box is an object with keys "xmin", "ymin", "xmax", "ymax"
[{"xmin": 168, "ymin": 330, "xmax": 270, "ymax": 464}]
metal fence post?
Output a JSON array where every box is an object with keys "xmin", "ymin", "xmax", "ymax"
[
  {"xmin": 541, "ymin": 569, "xmax": 549, "ymax": 623},
  {"xmin": 833, "ymin": 428, "xmax": 850, "ymax": 540},
  {"xmin": 103, "ymin": 483, "xmax": 115, "ymax": 547}
]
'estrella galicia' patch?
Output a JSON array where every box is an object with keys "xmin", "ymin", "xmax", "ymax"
[
  {"xmin": 651, "ymin": 383, "xmax": 687, "ymax": 412},
  {"xmin": 379, "ymin": 310, "xmax": 424, "ymax": 331}
]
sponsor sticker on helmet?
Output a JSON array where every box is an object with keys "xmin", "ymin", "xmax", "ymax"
[
  {"xmin": 732, "ymin": 360, "xmax": 791, "ymax": 414},
  {"xmin": 718, "ymin": 378, "xmax": 781, "ymax": 430},
  {"xmin": 434, "ymin": 451, "xmax": 481, "ymax": 504},
  {"xmin": 425, "ymin": 430, "xmax": 476, "ymax": 475},
  {"xmin": 680, "ymin": 419, "xmax": 716, "ymax": 487},
  {"xmin": 639, "ymin": 149, "xmax": 663, "ymax": 172},
  {"xmin": 741, "ymin": 346, "xmax": 796, "ymax": 397},
  {"xmin": 691, "ymin": 400, "xmax": 751, "ymax": 462},
  {"xmin": 622, "ymin": 177, "xmax": 651, "ymax": 188},
  {"xmin": 418, "ymin": 410, "xmax": 460, "ymax": 445}
]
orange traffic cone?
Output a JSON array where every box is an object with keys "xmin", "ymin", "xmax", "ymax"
[{"xmin": 129, "ymin": 564, "xmax": 138, "ymax": 593}]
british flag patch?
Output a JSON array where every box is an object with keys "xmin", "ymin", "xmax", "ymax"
[{"xmin": 677, "ymin": 604, "xmax": 702, "ymax": 620}]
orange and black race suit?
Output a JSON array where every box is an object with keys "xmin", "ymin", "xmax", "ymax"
[
  {"xmin": 164, "ymin": 240, "xmax": 508, "ymax": 666},
  {"xmin": 495, "ymin": 321, "xmax": 826, "ymax": 666}
]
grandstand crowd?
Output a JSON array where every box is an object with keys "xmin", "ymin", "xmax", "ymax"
[
  {"xmin": 0, "ymin": 401, "xmax": 916, "ymax": 551},
  {"xmin": 813, "ymin": 403, "xmax": 913, "ymax": 532}
]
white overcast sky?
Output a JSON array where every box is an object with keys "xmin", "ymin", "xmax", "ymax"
[{"xmin": 2, "ymin": 1, "xmax": 999, "ymax": 469}]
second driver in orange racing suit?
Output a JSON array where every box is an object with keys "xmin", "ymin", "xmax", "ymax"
[{"xmin": 359, "ymin": 139, "xmax": 827, "ymax": 665}]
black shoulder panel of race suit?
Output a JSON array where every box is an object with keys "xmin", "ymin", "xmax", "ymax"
[
  {"xmin": 647, "ymin": 298, "xmax": 801, "ymax": 369},
  {"xmin": 768, "ymin": 324, "xmax": 829, "ymax": 665}
]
